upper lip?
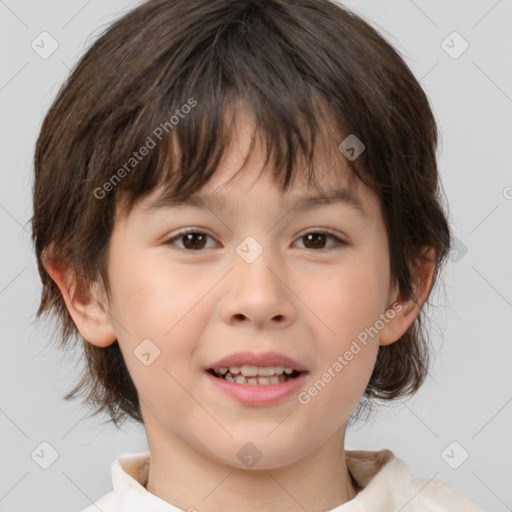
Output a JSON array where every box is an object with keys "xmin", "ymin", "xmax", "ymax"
[{"xmin": 207, "ymin": 351, "xmax": 308, "ymax": 372}]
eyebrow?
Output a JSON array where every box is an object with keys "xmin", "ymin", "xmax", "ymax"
[{"xmin": 144, "ymin": 186, "xmax": 367, "ymax": 218}]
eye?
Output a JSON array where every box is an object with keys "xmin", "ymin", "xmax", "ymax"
[
  {"xmin": 164, "ymin": 228, "xmax": 347, "ymax": 252},
  {"xmin": 165, "ymin": 229, "xmax": 217, "ymax": 251},
  {"xmin": 293, "ymin": 230, "xmax": 347, "ymax": 251}
]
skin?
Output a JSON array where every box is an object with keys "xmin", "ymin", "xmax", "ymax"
[{"xmin": 45, "ymin": 110, "xmax": 435, "ymax": 511}]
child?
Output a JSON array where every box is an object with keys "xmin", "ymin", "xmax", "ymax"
[{"xmin": 31, "ymin": 0, "xmax": 483, "ymax": 510}]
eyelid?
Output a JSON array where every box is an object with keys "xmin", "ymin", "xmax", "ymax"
[
  {"xmin": 295, "ymin": 228, "xmax": 348, "ymax": 249},
  {"xmin": 164, "ymin": 227, "xmax": 348, "ymax": 251},
  {"xmin": 299, "ymin": 227, "xmax": 346, "ymax": 241},
  {"xmin": 165, "ymin": 227, "xmax": 218, "ymax": 250}
]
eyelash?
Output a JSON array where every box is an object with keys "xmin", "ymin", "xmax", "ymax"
[{"xmin": 164, "ymin": 228, "xmax": 347, "ymax": 252}]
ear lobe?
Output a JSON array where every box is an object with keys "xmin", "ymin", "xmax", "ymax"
[
  {"xmin": 43, "ymin": 250, "xmax": 117, "ymax": 347},
  {"xmin": 379, "ymin": 248, "xmax": 437, "ymax": 347}
]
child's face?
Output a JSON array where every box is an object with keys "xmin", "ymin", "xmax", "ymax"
[{"xmin": 101, "ymin": 115, "xmax": 399, "ymax": 468}]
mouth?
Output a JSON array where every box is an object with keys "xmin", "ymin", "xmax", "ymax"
[
  {"xmin": 206, "ymin": 365, "xmax": 304, "ymax": 385},
  {"xmin": 206, "ymin": 351, "xmax": 308, "ymax": 387},
  {"xmin": 205, "ymin": 359, "xmax": 309, "ymax": 406}
]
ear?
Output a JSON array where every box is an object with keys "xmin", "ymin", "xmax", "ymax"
[
  {"xmin": 379, "ymin": 248, "xmax": 436, "ymax": 346},
  {"xmin": 43, "ymin": 248, "xmax": 117, "ymax": 347}
]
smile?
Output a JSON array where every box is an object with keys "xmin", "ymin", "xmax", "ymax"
[
  {"xmin": 205, "ymin": 367, "xmax": 308, "ymax": 406},
  {"xmin": 208, "ymin": 365, "xmax": 301, "ymax": 385}
]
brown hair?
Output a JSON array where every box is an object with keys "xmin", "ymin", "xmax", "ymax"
[{"xmin": 31, "ymin": 0, "xmax": 451, "ymax": 427}]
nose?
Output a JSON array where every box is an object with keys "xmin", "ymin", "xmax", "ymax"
[{"xmin": 219, "ymin": 243, "xmax": 297, "ymax": 329}]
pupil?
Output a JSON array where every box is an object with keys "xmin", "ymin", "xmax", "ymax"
[
  {"xmin": 305, "ymin": 233, "xmax": 325, "ymax": 249},
  {"xmin": 184, "ymin": 233, "xmax": 205, "ymax": 250},
  {"xmin": 183, "ymin": 233, "xmax": 326, "ymax": 250}
]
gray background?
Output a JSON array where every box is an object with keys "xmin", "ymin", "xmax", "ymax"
[{"xmin": 1, "ymin": 0, "xmax": 511, "ymax": 511}]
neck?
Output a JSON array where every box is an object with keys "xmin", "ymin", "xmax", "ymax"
[{"xmin": 144, "ymin": 423, "xmax": 358, "ymax": 511}]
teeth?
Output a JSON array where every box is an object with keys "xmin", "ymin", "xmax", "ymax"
[
  {"xmin": 228, "ymin": 374, "xmax": 289, "ymax": 385},
  {"xmin": 212, "ymin": 365, "xmax": 298, "ymax": 381},
  {"xmin": 240, "ymin": 365, "xmax": 258, "ymax": 377},
  {"xmin": 258, "ymin": 366, "xmax": 286, "ymax": 376},
  {"xmin": 216, "ymin": 365, "xmax": 294, "ymax": 376},
  {"xmin": 257, "ymin": 366, "xmax": 275, "ymax": 376}
]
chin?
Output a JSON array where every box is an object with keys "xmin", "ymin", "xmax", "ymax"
[{"xmin": 210, "ymin": 437, "xmax": 305, "ymax": 471}]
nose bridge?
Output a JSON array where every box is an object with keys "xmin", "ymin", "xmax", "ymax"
[
  {"xmin": 220, "ymin": 234, "xmax": 295, "ymax": 327},
  {"xmin": 234, "ymin": 234, "xmax": 281, "ymax": 296}
]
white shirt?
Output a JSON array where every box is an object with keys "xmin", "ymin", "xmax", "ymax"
[{"xmin": 81, "ymin": 449, "xmax": 483, "ymax": 511}]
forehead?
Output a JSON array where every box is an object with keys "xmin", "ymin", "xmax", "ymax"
[
  {"xmin": 142, "ymin": 164, "xmax": 368, "ymax": 221},
  {"xmin": 124, "ymin": 104, "xmax": 376, "ymax": 222}
]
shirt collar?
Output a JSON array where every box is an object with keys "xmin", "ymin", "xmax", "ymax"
[
  {"xmin": 111, "ymin": 449, "xmax": 399, "ymax": 511},
  {"xmin": 112, "ymin": 452, "xmax": 179, "ymax": 511}
]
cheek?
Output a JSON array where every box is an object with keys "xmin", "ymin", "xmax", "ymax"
[
  {"xmin": 300, "ymin": 255, "xmax": 386, "ymax": 414},
  {"xmin": 303, "ymin": 335, "xmax": 378, "ymax": 434},
  {"xmin": 294, "ymin": 339, "xmax": 378, "ymax": 453},
  {"xmin": 311, "ymin": 258, "xmax": 390, "ymax": 343},
  {"xmin": 108, "ymin": 251, "xmax": 210, "ymax": 338},
  {"xmin": 106, "ymin": 253, "xmax": 217, "ymax": 398}
]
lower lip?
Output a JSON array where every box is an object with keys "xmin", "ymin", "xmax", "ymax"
[{"xmin": 205, "ymin": 371, "xmax": 308, "ymax": 406}]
